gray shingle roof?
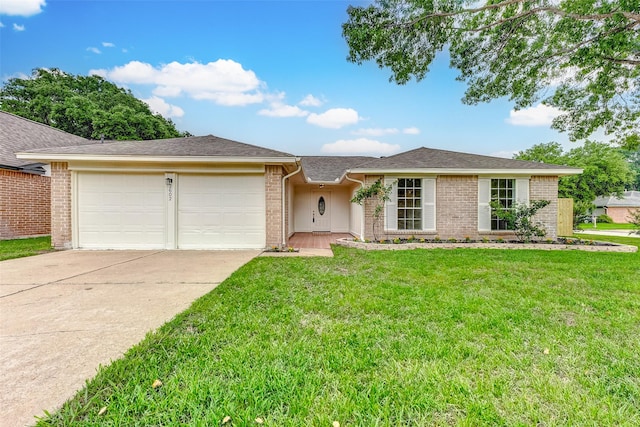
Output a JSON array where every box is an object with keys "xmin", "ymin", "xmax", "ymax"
[
  {"xmin": 0, "ymin": 111, "xmax": 93, "ymax": 171},
  {"xmin": 351, "ymin": 147, "xmax": 578, "ymax": 171},
  {"xmin": 594, "ymin": 191, "xmax": 640, "ymax": 208},
  {"xmin": 301, "ymin": 156, "xmax": 375, "ymax": 182},
  {"xmin": 19, "ymin": 134, "xmax": 296, "ymax": 159}
]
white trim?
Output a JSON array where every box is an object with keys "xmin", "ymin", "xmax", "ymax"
[
  {"xmin": 422, "ymin": 178, "xmax": 436, "ymax": 231},
  {"xmin": 165, "ymin": 172, "xmax": 177, "ymax": 249},
  {"xmin": 15, "ymin": 153, "xmax": 299, "ymax": 164},
  {"xmin": 71, "ymin": 171, "xmax": 79, "ymax": 249},
  {"xmin": 351, "ymin": 168, "xmax": 580, "ymax": 176},
  {"xmin": 67, "ymin": 165, "xmax": 266, "ymax": 174}
]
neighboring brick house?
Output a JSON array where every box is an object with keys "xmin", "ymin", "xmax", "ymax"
[
  {"xmin": 0, "ymin": 111, "xmax": 93, "ymax": 240},
  {"xmin": 593, "ymin": 191, "xmax": 640, "ymax": 223},
  {"xmin": 18, "ymin": 137, "xmax": 581, "ymax": 249}
]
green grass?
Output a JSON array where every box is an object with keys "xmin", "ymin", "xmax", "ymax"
[
  {"xmin": 0, "ymin": 236, "xmax": 53, "ymax": 261},
  {"xmin": 573, "ymin": 234, "xmax": 640, "ymax": 248},
  {"xmin": 577, "ymin": 222, "xmax": 636, "ymax": 231},
  {"xmin": 38, "ymin": 246, "xmax": 639, "ymax": 426}
]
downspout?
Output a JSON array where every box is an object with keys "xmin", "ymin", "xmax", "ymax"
[
  {"xmin": 345, "ymin": 172, "xmax": 365, "ymax": 241},
  {"xmin": 282, "ymin": 162, "xmax": 302, "ymax": 247}
]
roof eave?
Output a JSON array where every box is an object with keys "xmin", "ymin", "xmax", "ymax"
[
  {"xmin": 347, "ymin": 167, "xmax": 583, "ymax": 176},
  {"xmin": 15, "ymin": 153, "xmax": 300, "ymax": 164}
]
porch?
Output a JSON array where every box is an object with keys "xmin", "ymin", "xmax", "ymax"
[{"xmin": 287, "ymin": 232, "xmax": 353, "ymax": 249}]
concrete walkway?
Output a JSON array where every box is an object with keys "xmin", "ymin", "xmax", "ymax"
[{"xmin": 0, "ymin": 250, "xmax": 259, "ymax": 427}]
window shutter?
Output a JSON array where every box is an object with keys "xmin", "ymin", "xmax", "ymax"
[
  {"xmin": 478, "ymin": 178, "xmax": 491, "ymax": 231},
  {"xmin": 516, "ymin": 178, "xmax": 530, "ymax": 204},
  {"xmin": 422, "ymin": 178, "xmax": 436, "ymax": 231},
  {"xmin": 384, "ymin": 178, "xmax": 397, "ymax": 231}
]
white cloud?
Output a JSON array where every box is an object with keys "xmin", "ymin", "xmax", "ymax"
[
  {"xmin": 321, "ymin": 138, "xmax": 401, "ymax": 155},
  {"xmin": 12, "ymin": 23, "xmax": 25, "ymax": 31},
  {"xmin": 299, "ymin": 94, "xmax": 323, "ymax": 107},
  {"xmin": 0, "ymin": 21, "xmax": 4, "ymax": 28},
  {"xmin": 506, "ymin": 104, "xmax": 563, "ymax": 126},
  {"xmin": 352, "ymin": 127, "xmax": 399, "ymax": 137},
  {"xmin": 0, "ymin": 0, "xmax": 46, "ymax": 17},
  {"xmin": 259, "ymin": 103, "xmax": 309, "ymax": 118},
  {"xmin": 307, "ymin": 108, "xmax": 360, "ymax": 129},
  {"xmin": 86, "ymin": 47, "xmax": 101, "ymax": 54},
  {"xmin": 92, "ymin": 59, "xmax": 264, "ymax": 106},
  {"xmin": 102, "ymin": 42, "xmax": 115, "ymax": 48},
  {"xmin": 142, "ymin": 96, "xmax": 184, "ymax": 118},
  {"xmin": 403, "ymin": 127, "xmax": 420, "ymax": 135}
]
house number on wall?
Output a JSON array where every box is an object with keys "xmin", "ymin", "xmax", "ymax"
[{"xmin": 318, "ymin": 196, "xmax": 325, "ymax": 216}]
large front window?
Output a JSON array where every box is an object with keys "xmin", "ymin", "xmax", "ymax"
[
  {"xmin": 491, "ymin": 178, "xmax": 515, "ymax": 230},
  {"xmin": 397, "ymin": 178, "xmax": 422, "ymax": 230}
]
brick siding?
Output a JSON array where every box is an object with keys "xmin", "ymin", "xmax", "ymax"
[
  {"xmin": 362, "ymin": 174, "xmax": 560, "ymax": 241},
  {"xmin": 50, "ymin": 162, "xmax": 72, "ymax": 249},
  {"xmin": 530, "ymin": 176, "xmax": 559, "ymax": 239},
  {"xmin": 265, "ymin": 165, "xmax": 283, "ymax": 248},
  {"xmin": 0, "ymin": 169, "xmax": 51, "ymax": 239}
]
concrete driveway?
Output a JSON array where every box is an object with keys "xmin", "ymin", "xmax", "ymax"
[{"xmin": 0, "ymin": 249, "xmax": 259, "ymax": 427}]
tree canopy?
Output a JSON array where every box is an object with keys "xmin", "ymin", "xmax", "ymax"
[
  {"xmin": 515, "ymin": 141, "xmax": 637, "ymax": 220},
  {"xmin": 343, "ymin": 0, "xmax": 640, "ymax": 147},
  {"xmin": 0, "ymin": 68, "xmax": 190, "ymax": 140}
]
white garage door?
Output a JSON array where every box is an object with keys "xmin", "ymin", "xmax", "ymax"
[
  {"xmin": 77, "ymin": 173, "xmax": 166, "ymax": 249},
  {"xmin": 178, "ymin": 175, "xmax": 265, "ymax": 249}
]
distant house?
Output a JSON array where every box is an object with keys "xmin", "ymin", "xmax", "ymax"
[
  {"xmin": 0, "ymin": 111, "xmax": 94, "ymax": 239},
  {"xmin": 18, "ymin": 135, "xmax": 581, "ymax": 249},
  {"xmin": 593, "ymin": 191, "xmax": 640, "ymax": 223}
]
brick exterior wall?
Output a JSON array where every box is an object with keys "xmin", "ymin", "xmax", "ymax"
[
  {"xmin": 265, "ymin": 165, "xmax": 283, "ymax": 248},
  {"xmin": 436, "ymin": 175, "xmax": 478, "ymax": 239},
  {"xmin": 361, "ymin": 174, "xmax": 560, "ymax": 241},
  {"xmin": 50, "ymin": 162, "xmax": 72, "ymax": 249},
  {"xmin": 606, "ymin": 207, "xmax": 638, "ymax": 223},
  {"xmin": 0, "ymin": 169, "xmax": 51, "ymax": 239},
  {"xmin": 363, "ymin": 175, "xmax": 383, "ymax": 241},
  {"xmin": 530, "ymin": 176, "xmax": 559, "ymax": 239}
]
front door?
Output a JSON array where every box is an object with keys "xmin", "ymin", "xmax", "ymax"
[{"xmin": 312, "ymin": 191, "xmax": 331, "ymax": 231}]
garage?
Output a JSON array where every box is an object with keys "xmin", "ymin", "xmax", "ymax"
[
  {"xmin": 177, "ymin": 174, "xmax": 266, "ymax": 249},
  {"xmin": 76, "ymin": 172, "xmax": 266, "ymax": 250},
  {"xmin": 77, "ymin": 173, "xmax": 166, "ymax": 249}
]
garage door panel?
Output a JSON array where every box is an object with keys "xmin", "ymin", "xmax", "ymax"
[
  {"xmin": 77, "ymin": 173, "xmax": 166, "ymax": 249},
  {"xmin": 178, "ymin": 175, "xmax": 265, "ymax": 249}
]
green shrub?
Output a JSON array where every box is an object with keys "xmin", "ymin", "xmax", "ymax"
[{"xmin": 597, "ymin": 214, "xmax": 613, "ymax": 223}]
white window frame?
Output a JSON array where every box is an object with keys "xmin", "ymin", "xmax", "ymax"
[
  {"xmin": 478, "ymin": 177, "xmax": 530, "ymax": 231},
  {"xmin": 385, "ymin": 176, "xmax": 436, "ymax": 232}
]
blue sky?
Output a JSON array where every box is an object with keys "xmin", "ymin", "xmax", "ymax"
[{"xmin": 1, "ymin": 0, "xmax": 576, "ymax": 157}]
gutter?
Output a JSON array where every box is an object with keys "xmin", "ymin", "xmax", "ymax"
[{"xmin": 282, "ymin": 162, "xmax": 302, "ymax": 247}]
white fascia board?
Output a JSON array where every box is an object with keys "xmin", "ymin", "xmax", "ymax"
[
  {"xmin": 348, "ymin": 168, "xmax": 582, "ymax": 176},
  {"xmin": 15, "ymin": 152, "xmax": 299, "ymax": 164}
]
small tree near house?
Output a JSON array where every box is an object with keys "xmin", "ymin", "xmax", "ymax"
[
  {"xmin": 628, "ymin": 209, "xmax": 640, "ymax": 236},
  {"xmin": 351, "ymin": 179, "xmax": 394, "ymax": 242},
  {"xmin": 490, "ymin": 200, "xmax": 551, "ymax": 243}
]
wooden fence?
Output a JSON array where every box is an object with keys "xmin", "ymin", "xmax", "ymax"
[{"xmin": 557, "ymin": 198, "xmax": 573, "ymax": 236}]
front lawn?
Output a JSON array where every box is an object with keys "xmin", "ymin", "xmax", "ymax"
[
  {"xmin": 0, "ymin": 236, "xmax": 53, "ymax": 261},
  {"xmin": 39, "ymin": 247, "xmax": 639, "ymax": 426},
  {"xmin": 577, "ymin": 222, "xmax": 636, "ymax": 231}
]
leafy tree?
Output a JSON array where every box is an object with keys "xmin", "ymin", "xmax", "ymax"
[
  {"xmin": 515, "ymin": 141, "xmax": 636, "ymax": 225},
  {"xmin": 621, "ymin": 148, "xmax": 640, "ymax": 190},
  {"xmin": 0, "ymin": 68, "xmax": 190, "ymax": 140},
  {"xmin": 490, "ymin": 199, "xmax": 551, "ymax": 242},
  {"xmin": 343, "ymin": 0, "xmax": 640, "ymax": 146}
]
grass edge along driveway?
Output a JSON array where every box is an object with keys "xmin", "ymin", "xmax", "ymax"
[{"xmin": 38, "ymin": 242, "xmax": 639, "ymax": 426}]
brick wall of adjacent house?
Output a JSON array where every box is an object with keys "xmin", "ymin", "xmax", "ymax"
[
  {"xmin": 0, "ymin": 169, "xmax": 51, "ymax": 239},
  {"xmin": 606, "ymin": 207, "xmax": 637, "ymax": 223},
  {"xmin": 530, "ymin": 176, "xmax": 559, "ymax": 239},
  {"xmin": 265, "ymin": 165, "xmax": 283, "ymax": 248},
  {"xmin": 50, "ymin": 162, "xmax": 72, "ymax": 249}
]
